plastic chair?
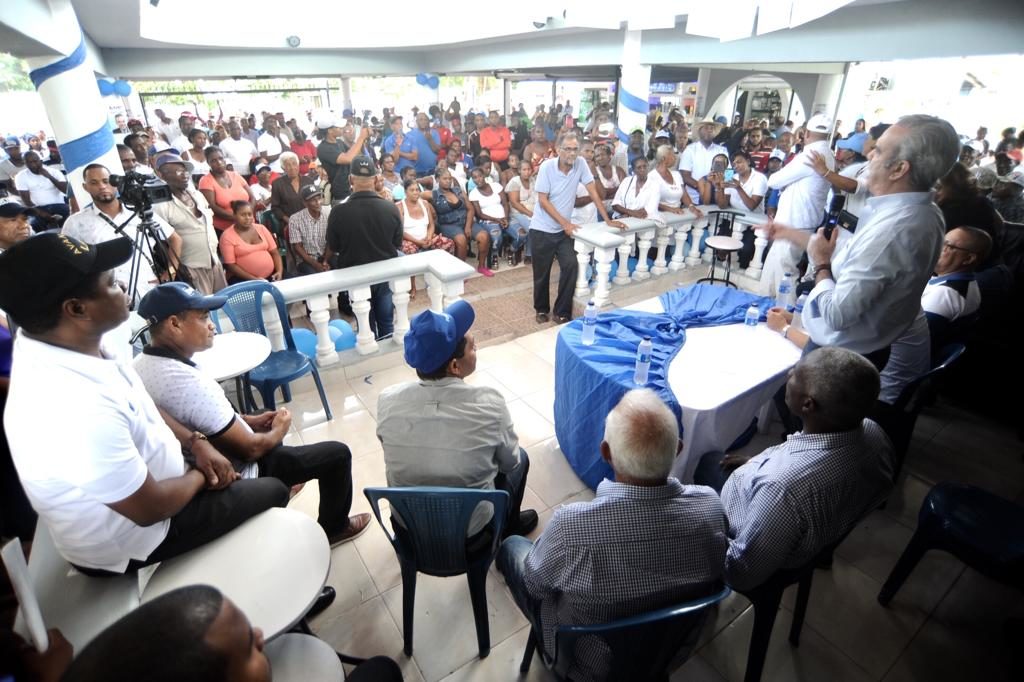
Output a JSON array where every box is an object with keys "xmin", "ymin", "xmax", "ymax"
[
  {"xmin": 878, "ymin": 482, "xmax": 1024, "ymax": 606},
  {"xmin": 363, "ymin": 487, "xmax": 509, "ymax": 658},
  {"xmin": 519, "ymin": 585, "xmax": 731, "ymax": 681},
  {"xmin": 218, "ymin": 281, "xmax": 332, "ymax": 418},
  {"xmin": 696, "ymin": 210, "xmax": 744, "ymax": 288}
]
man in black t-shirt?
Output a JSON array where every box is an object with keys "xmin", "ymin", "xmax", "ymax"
[
  {"xmin": 316, "ymin": 115, "xmax": 368, "ymax": 204},
  {"xmin": 324, "ymin": 156, "xmax": 403, "ymax": 339}
]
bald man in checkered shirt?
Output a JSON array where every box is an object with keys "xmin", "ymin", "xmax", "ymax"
[
  {"xmin": 696, "ymin": 347, "xmax": 895, "ymax": 592},
  {"xmin": 498, "ymin": 389, "xmax": 727, "ymax": 680}
]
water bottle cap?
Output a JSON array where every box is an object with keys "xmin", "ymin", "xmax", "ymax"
[
  {"xmin": 643, "ymin": 336, "xmax": 651, "ymax": 341},
  {"xmin": 587, "ymin": 300, "xmax": 594, "ymax": 305}
]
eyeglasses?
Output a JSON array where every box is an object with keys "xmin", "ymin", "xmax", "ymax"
[
  {"xmin": 942, "ymin": 241, "xmax": 976, "ymax": 254},
  {"xmin": 560, "ymin": 146, "xmax": 579, "ymax": 153}
]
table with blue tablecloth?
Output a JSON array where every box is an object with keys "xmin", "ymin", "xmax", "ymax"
[{"xmin": 554, "ymin": 284, "xmax": 801, "ymax": 489}]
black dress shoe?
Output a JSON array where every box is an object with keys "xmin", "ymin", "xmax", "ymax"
[
  {"xmin": 555, "ymin": 314, "xmax": 571, "ymax": 324},
  {"xmin": 504, "ymin": 510, "xmax": 539, "ymax": 538},
  {"xmin": 307, "ymin": 586, "xmax": 337, "ymax": 618},
  {"xmin": 536, "ymin": 312, "xmax": 549, "ymax": 323}
]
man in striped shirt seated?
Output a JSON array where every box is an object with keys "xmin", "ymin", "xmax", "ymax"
[{"xmin": 497, "ymin": 389, "xmax": 728, "ymax": 680}]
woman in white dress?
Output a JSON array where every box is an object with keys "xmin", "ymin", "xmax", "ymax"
[{"xmin": 652, "ymin": 144, "xmax": 703, "ymax": 218}]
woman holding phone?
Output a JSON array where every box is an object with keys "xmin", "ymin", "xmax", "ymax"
[{"xmin": 718, "ymin": 150, "xmax": 768, "ymax": 213}]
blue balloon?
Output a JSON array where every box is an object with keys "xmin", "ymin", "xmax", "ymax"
[
  {"xmin": 291, "ymin": 328, "xmax": 318, "ymax": 359},
  {"xmin": 329, "ymin": 319, "xmax": 357, "ymax": 350},
  {"xmin": 97, "ymin": 79, "xmax": 114, "ymax": 96},
  {"xmin": 113, "ymin": 79, "xmax": 131, "ymax": 96},
  {"xmin": 427, "ymin": 76, "xmax": 439, "ymax": 90},
  {"xmin": 415, "ymin": 73, "xmax": 428, "ymax": 86}
]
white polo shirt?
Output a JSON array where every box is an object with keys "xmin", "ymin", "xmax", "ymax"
[
  {"xmin": 257, "ymin": 132, "xmax": 285, "ymax": 172},
  {"xmin": 133, "ymin": 349, "xmax": 258, "ymax": 479},
  {"xmin": 14, "ymin": 167, "xmax": 66, "ymax": 206},
  {"xmin": 4, "ymin": 334, "xmax": 184, "ymax": 572},
  {"xmin": 678, "ymin": 140, "xmax": 728, "ymax": 203}
]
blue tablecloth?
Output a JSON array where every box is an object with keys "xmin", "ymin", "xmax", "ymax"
[{"xmin": 554, "ymin": 284, "xmax": 775, "ymax": 489}]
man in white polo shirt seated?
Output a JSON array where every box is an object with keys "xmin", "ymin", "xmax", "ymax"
[
  {"xmin": 0, "ymin": 234, "xmax": 288, "ymax": 576},
  {"xmin": 132, "ymin": 282, "xmax": 370, "ymax": 546}
]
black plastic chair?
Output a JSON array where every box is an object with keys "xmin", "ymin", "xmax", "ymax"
[
  {"xmin": 519, "ymin": 585, "xmax": 731, "ymax": 681},
  {"xmin": 219, "ymin": 281, "xmax": 332, "ymax": 418},
  {"xmin": 878, "ymin": 482, "xmax": 1024, "ymax": 606},
  {"xmin": 363, "ymin": 487, "xmax": 509, "ymax": 658},
  {"xmin": 696, "ymin": 210, "xmax": 744, "ymax": 288}
]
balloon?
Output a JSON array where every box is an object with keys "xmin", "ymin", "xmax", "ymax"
[
  {"xmin": 415, "ymin": 73, "xmax": 428, "ymax": 86},
  {"xmin": 291, "ymin": 328, "xmax": 318, "ymax": 359},
  {"xmin": 427, "ymin": 76, "xmax": 439, "ymax": 90},
  {"xmin": 329, "ymin": 319, "xmax": 357, "ymax": 350},
  {"xmin": 97, "ymin": 79, "xmax": 114, "ymax": 96},
  {"xmin": 113, "ymin": 80, "xmax": 132, "ymax": 97}
]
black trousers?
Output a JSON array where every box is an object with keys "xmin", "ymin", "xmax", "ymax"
[
  {"xmin": 257, "ymin": 441, "xmax": 354, "ymax": 536},
  {"xmin": 530, "ymin": 230, "xmax": 577, "ymax": 318}
]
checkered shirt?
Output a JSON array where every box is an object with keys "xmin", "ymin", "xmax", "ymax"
[
  {"xmin": 288, "ymin": 206, "xmax": 330, "ymax": 259},
  {"xmin": 720, "ymin": 419, "xmax": 894, "ymax": 592},
  {"xmin": 524, "ymin": 479, "xmax": 727, "ymax": 681}
]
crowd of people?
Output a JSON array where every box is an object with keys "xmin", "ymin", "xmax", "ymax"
[{"xmin": 1, "ymin": 94, "xmax": 1023, "ymax": 680}]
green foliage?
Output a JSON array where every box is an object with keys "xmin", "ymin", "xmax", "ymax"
[{"xmin": 0, "ymin": 54, "xmax": 33, "ymax": 92}]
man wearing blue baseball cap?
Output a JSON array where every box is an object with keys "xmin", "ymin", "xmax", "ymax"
[
  {"xmin": 376, "ymin": 300, "xmax": 538, "ymax": 537},
  {"xmin": 133, "ymin": 282, "xmax": 370, "ymax": 551}
]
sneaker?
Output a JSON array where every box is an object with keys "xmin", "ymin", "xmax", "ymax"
[
  {"xmin": 477, "ymin": 266, "xmax": 495, "ymax": 277},
  {"xmin": 491, "ymin": 255, "xmax": 500, "ymax": 271},
  {"xmin": 326, "ymin": 513, "xmax": 371, "ymax": 546},
  {"xmin": 504, "ymin": 509, "xmax": 539, "ymax": 538}
]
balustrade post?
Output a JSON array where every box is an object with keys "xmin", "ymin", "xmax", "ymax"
[
  {"xmin": 262, "ymin": 297, "xmax": 286, "ymax": 351},
  {"xmin": 574, "ymin": 240, "xmax": 594, "ymax": 299},
  {"xmin": 633, "ymin": 229, "xmax": 656, "ymax": 281},
  {"xmin": 686, "ymin": 216, "xmax": 708, "ymax": 266},
  {"xmin": 305, "ymin": 293, "xmax": 339, "ymax": 367},
  {"xmin": 613, "ymin": 239, "xmax": 633, "ymax": 285},
  {"xmin": 424, "ymin": 273, "xmax": 444, "ymax": 312},
  {"xmin": 652, "ymin": 226, "xmax": 671, "ymax": 275},
  {"xmin": 349, "ymin": 285, "xmax": 380, "ymax": 355},
  {"xmin": 390, "ymin": 278, "xmax": 411, "ymax": 344},
  {"xmin": 669, "ymin": 222, "xmax": 691, "ymax": 272},
  {"xmin": 592, "ymin": 247, "xmax": 616, "ymax": 307},
  {"xmin": 747, "ymin": 228, "xmax": 768, "ymax": 279}
]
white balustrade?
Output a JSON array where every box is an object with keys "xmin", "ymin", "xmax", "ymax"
[
  {"xmin": 633, "ymin": 228, "xmax": 656, "ymax": 281},
  {"xmin": 574, "ymin": 241, "xmax": 595, "ymax": 300},
  {"xmin": 652, "ymin": 225, "xmax": 672, "ymax": 275},
  {"xmin": 273, "ymin": 251, "xmax": 476, "ymax": 366},
  {"xmin": 686, "ymin": 215, "xmax": 708, "ymax": 266}
]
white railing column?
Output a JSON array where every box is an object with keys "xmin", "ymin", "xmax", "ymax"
[
  {"xmin": 748, "ymin": 228, "xmax": 768, "ymax": 279},
  {"xmin": 686, "ymin": 216, "xmax": 707, "ymax": 266},
  {"xmin": 613, "ymin": 239, "xmax": 633, "ymax": 285},
  {"xmin": 442, "ymin": 278, "xmax": 465, "ymax": 308},
  {"xmin": 306, "ymin": 293, "xmax": 339, "ymax": 367},
  {"xmin": 424, "ymin": 273, "xmax": 444, "ymax": 312},
  {"xmin": 592, "ymin": 247, "xmax": 616, "ymax": 307},
  {"xmin": 390, "ymin": 278, "xmax": 412, "ymax": 344},
  {"xmin": 669, "ymin": 222, "xmax": 691, "ymax": 272},
  {"xmin": 633, "ymin": 228, "xmax": 656, "ymax": 281},
  {"xmin": 652, "ymin": 225, "xmax": 672, "ymax": 275},
  {"xmin": 574, "ymin": 241, "xmax": 594, "ymax": 300},
  {"xmin": 349, "ymin": 285, "xmax": 380, "ymax": 355},
  {"xmin": 263, "ymin": 298, "xmax": 286, "ymax": 351}
]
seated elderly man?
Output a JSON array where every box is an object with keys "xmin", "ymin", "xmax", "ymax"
[
  {"xmin": 288, "ymin": 185, "xmax": 331, "ymax": 274},
  {"xmin": 0, "ymin": 234, "xmax": 288, "ymax": 576},
  {"xmin": 497, "ymin": 388, "xmax": 727, "ymax": 681},
  {"xmin": 695, "ymin": 347, "xmax": 894, "ymax": 591},
  {"xmin": 132, "ymin": 282, "xmax": 370, "ymax": 546},
  {"xmin": 376, "ymin": 301, "xmax": 538, "ymax": 538}
]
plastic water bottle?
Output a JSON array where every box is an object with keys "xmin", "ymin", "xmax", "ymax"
[
  {"xmin": 633, "ymin": 336, "xmax": 653, "ymax": 386},
  {"xmin": 744, "ymin": 304, "xmax": 759, "ymax": 328},
  {"xmin": 581, "ymin": 301, "xmax": 598, "ymax": 345},
  {"xmin": 792, "ymin": 294, "xmax": 808, "ymax": 331},
  {"xmin": 777, "ymin": 272, "xmax": 795, "ymax": 311}
]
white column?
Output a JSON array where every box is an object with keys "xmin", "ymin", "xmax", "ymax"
[
  {"xmin": 574, "ymin": 241, "xmax": 594, "ymax": 300},
  {"xmin": 24, "ymin": 1, "xmax": 120, "ymax": 199},
  {"xmin": 613, "ymin": 240, "xmax": 633, "ymax": 285},
  {"xmin": 425, "ymin": 273, "xmax": 444, "ymax": 312},
  {"xmin": 442, "ymin": 279, "xmax": 465, "ymax": 308},
  {"xmin": 340, "ymin": 77, "xmax": 353, "ymax": 113},
  {"xmin": 747, "ymin": 229, "xmax": 768, "ymax": 279},
  {"xmin": 669, "ymin": 222, "xmax": 692, "ymax": 272},
  {"xmin": 307, "ymin": 293, "xmax": 338, "ymax": 367},
  {"xmin": 695, "ymin": 67, "xmax": 712, "ymax": 118},
  {"xmin": 390, "ymin": 278, "xmax": 411, "ymax": 344},
  {"xmin": 652, "ymin": 226, "xmax": 672, "ymax": 275},
  {"xmin": 686, "ymin": 217, "xmax": 707, "ymax": 266},
  {"xmin": 349, "ymin": 285, "xmax": 379, "ymax": 355},
  {"xmin": 262, "ymin": 298, "xmax": 286, "ymax": 351},
  {"xmin": 592, "ymin": 247, "xmax": 616, "ymax": 307},
  {"xmin": 503, "ymin": 79, "xmax": 512, "ymax": 120},
  {"xmin": 633, "ymin": 229, "xmax": 655, "ymax": 281},
  {"xmin": 615, "ymin": 30, "xmax": 651, "ymax": 157}
]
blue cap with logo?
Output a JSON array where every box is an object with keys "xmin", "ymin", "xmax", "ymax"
[
  {"xmin": 403, "ymin": 300, "xmax": 475, "ymax": 373},
  {"xmin": 836, "ymin": 132, "xmax": 869, "ymax": 155},
  {"xmin": 137, "ymin": 281, "xmax": 227, "ymax": 326}
]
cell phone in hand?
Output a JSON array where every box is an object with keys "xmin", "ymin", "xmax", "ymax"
[
  {"xmin": 823, "ymin": 194, "xmax": 846, "ymax": 240},
  {"xmin": 724, "ymin": 169, "xmax": 735, "ymax": 182}
]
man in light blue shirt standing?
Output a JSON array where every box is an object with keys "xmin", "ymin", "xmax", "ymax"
[
  {"xmin": 381, "ymin": 116, "xmax": 417, "ymax": 174},
  {"xmin": 530, "ymin": 132, "xmax": 624, "ymax": 323}
]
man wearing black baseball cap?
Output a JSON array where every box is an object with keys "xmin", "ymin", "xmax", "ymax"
[
  {"xmin": 0, "ymin": 199, "xmax": 32, "ymax": 252},
  {"xmin": 324, "ymin": 155, "xmax": 403, "ymax": 338},
  {"xmin": 0, "ymin": 234, "xmax": 290, "ymax": 575},
  {"xmin": 133, "ymin": 282, "xmax": 369, "ymax": 547},
  {"xmin": 376, "ymin": 300, "xmax": 537, "ymax": 537},
  {"xmin": 289, "ymin": 184, "xmax": 331, "ymax": 274}
]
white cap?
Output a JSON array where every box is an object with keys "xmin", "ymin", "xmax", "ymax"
[
  {"xmin": 316, "ymin": 114, "xmax": 343, "ymax": 130},
  {"xmin": 806, "ymin": 114, "xmax": 833, "ymax": 133},
  {"xmin": 597, "ymin": 122, "xmax": 616, "ymax": 136}
]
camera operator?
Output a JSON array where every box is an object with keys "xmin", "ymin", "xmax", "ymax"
[{"xmin": 62, "ymin": 163, "xmax": 182, "ymax": 359}]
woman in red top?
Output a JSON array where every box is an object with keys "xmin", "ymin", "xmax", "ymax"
[
  {"xmin": 198, "ymin": 147, "xmax": 256, "ymax": 232},
  {"xmin": 290, "ymin": 130, "xmax": 317, "ymax": 175},
  {"xmin": 479, "ymin": 111, "xmax": 511, "ymax": 169},
  {"xmin": 219, "ymin": 200, "xmax": 283, "ymax": 282}
]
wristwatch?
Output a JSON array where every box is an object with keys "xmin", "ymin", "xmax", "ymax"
[
  {"xmin": 186, "ymin": 431, "xmax": 208, "ymax": 452},
  {"xmin": 780, "ymin": 324, "xmax": 791, "ymax": 339}
]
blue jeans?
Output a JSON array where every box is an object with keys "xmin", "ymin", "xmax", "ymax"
[
  {"xmin": 497, "ymin": 535, "xmax": 543, "ymax": 631},
  {"xmin": 369, "ymin": 282, "xmax": 393, "ymax": 339},
  {"xmin": 478, "ymin": 221, "xmax": 503, "ymax": 254}
]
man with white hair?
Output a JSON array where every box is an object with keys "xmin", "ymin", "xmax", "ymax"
[
  {"xmin": 696, "ymin": 348, "xmax": 894, "ymax": 591},
  {"xmin": 498, "ymin": 389, "xmax": 727, "ymax": 680},
  {"xmin": 768, "ymin": 114, "xmax": 961, "ymax": 368},
  {"xmin": 759, "ymin": 114, "xmax": 836, "ymax": 296}
]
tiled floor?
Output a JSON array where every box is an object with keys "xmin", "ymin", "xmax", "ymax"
[{"xmin": 274, "ymin": 272, "xmax": 1023, "ymax": 682}]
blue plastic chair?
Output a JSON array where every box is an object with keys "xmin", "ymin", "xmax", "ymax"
[
  {"xmin": 878, "ymin": 482, "xmax": 1024, "ymax": 606},
  {"xmin": 363, "ymin": 487, "xmax": 509, "ymax": 658},
  {"xmin": 218, "ymin": 281, "xmax": 332, "ymax": 419},
  {"xmin": 520, "ymin": 585, "xmax": 731, "ymax": 681}
]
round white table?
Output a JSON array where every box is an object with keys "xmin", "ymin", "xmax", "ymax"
[
  {"xmin": 193, "ymin": 331, "xmax": 272, "ymax": 382},
  {"xmin": 140, "ymin": 508, "xmax": 330, "ymax": 640}
]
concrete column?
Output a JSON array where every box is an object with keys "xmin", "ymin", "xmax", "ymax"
[
  {"xmin": 694, "ymin": 67, "xmax": 712, "ymax": 118},
  {"xmin": 503, "ymin": 79, "xmax": 512, "ymax": 120},
  {"xmin": 24, "ymin": 1, "xmax": 119, "ymax": 194},
  {"xmin": 811, "ymin": 74, "xmax": 843, "ymax": 117},
  {"xmin": 340, "ymin": 76, "xmax": 353, "ymax": 112},
  {"xmin": 615, "ymin": 30, "xmax": 651, "ymax": 146}
]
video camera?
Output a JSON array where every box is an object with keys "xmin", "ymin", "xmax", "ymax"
[{"xmin": 109, "ymin": 170, "xmax": 172, "ymax": 212}]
